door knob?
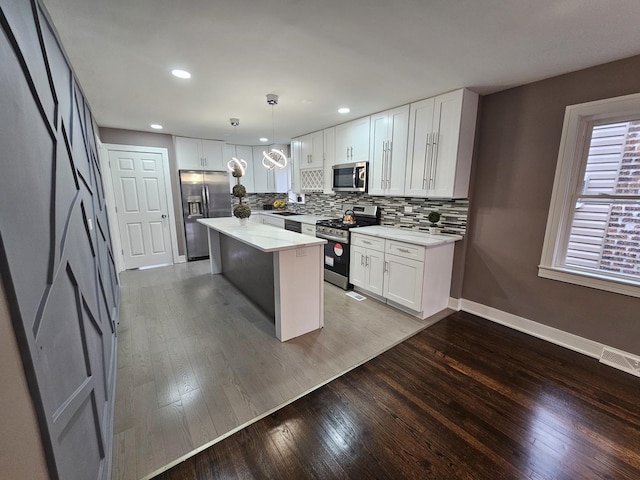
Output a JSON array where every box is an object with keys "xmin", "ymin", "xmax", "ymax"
[{"xmin": 161, "ymin": 214, "xmax": 167, "ymax": 219}]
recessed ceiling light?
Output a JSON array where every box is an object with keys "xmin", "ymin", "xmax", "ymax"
[
  {"xmin": 150, "ymin": 124, "xmax": 163, "ymax": 130},
  {"xmin": 171, "ymin": 69, "xmax": 191, "ymax": 79},
  {"xmin": 338, "ymin": 107, "xmax": 350, "ymax": 114},
  {"xmin": 259, "ymin": 137, "xmax": 269, "ymax": 142}
]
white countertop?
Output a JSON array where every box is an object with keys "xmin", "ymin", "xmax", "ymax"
[
  {"xmin": 253, "ymin": 211, "xmax": 333, "ymax": 225},
  {"xmin": 198, "ymin": 217, "xmax": 327, "ymax": 252},
  {"xmin": 353, "ymin": 226, "xmax": 462, "ymax": 247}
]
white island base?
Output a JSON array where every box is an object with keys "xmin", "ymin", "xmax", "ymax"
[{"xmin": 198, "ymin": 218, "xmax": 326, "ymax": 342}]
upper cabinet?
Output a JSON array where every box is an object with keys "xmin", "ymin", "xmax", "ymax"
[
  {"xmin": 299, "ymin": 130, "xmax": 324, "ymax": 170},
  {"xmin": 290, "ymin": 137, "xmax": 302, "ymax": 193},
  {"xmin": 252, "ymin": 144, "xmax": 290, "ymax": 193},
  {"xmin": 323, "ymin": 127, "xmax": 336, "ymax": 194},
  {"xmin": 225, "ymin": 144, "xmax": 255, "ymax": 193},
  {"xmin": 404, "ymin": 88, "xmax": 479, "ymax": 198},
  {"xmin": 175, "ymin": 136, "xmax": 225, "ymax": 171},
  {"xmin": 335, "ymin": 116, "xmax": 370, "ymax": 165},
  {"xmin": 368, "ymin": 105, "xmax": 410, "ymax": 196}
]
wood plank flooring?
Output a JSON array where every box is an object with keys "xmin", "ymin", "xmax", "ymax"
[
  {"xmin": 155, "ymin": 310, "xmax": 640, "ymax": 480},
  {"xmin": 111, "ymin": 260, "xmax": 439, "ymax": 480}
]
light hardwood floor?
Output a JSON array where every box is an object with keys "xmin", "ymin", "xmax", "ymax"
[{"xmin": 111, "ymin": 260, "xmax": 449, "ymax": 480}]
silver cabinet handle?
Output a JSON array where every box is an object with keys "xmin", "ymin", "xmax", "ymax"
[
  {"xmin": 397, "ymin": 248, "xmax": 410, "ymax": 253},
  {"xmin": 365, "ymin": 256, "xmax": 369, "ymax": 267},
  {"xmin": 430, "ymin": 132, "xmax": 439, "ymax": 188},
  {"xmin": 384, "ymin": 261, "xmax": 388, "ymax": 273},
  {"xmin": 387, "ymin": 140, "xmax": 393, "ymax": 188},
  {"xmin": 362, "ymin": 240, "xmax": 371, "ymax": 244},
  {"xmin": 361, "ymin": 255, "xmax": 364, "ymax": 266},
  {"xmin": 381, "ymin": 140, "xmax": 386, "ymax": 189},
  {"xmin": 346, "ymin": 147, "xmax": 350, "ymax": 160}
]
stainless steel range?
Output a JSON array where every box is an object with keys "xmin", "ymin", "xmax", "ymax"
[{"xmin": 315, "ymin": 205, "xmax": 380, "ymax": 289}]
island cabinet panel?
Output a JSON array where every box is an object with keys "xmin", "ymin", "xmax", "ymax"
[{"xmin": 405, "ymin": 88, "xmax": 478, "ymax": 198}]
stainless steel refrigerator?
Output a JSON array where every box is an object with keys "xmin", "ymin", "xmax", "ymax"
[{"xmin": 179, "ymin": 170, "xmax": 232, "ymax": 260}]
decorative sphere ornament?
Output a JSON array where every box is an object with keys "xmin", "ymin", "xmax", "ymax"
[
  {"xmin": 233, "ymin": 203, "xmax": 251, "ymax": 219},
  {"xmin": 232, "ymin": 184, "xmax": 246, "ymax": 198}
]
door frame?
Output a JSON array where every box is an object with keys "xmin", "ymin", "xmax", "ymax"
[{"xmin": 99, "ymin": 142, "xmax": 182, "ymax": 272}]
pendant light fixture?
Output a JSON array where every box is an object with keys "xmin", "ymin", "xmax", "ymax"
[
  {"xmin": 262, "ymin": 94, "xmax": 288, "ymax": 170},
  {"xmin": 227, "ymin": 117, "xmax": 247, "ymax": 175}
]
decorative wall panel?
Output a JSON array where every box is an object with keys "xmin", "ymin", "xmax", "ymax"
[{"xmin": 0, "ymin": 2, "xmax": 118, "ymax": 480}]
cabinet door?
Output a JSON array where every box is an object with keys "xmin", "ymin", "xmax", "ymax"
[
  {"xmin": 175, "ymin": 136, "xmax": 203, "ymax": 170},
  {"xmin": 252, "ymin": 145, "xmax": 271, "ymax": 192},
  {"xmin": 201, "ymin": 140, "xmax": 224, "ymax": 170},
  {"xmin": 323, "ymin": 127, "xmax": 335, "ymax": 194},
  {"xmin": 262, "ymin": 215, "xmax": 284, "ymax": 228},
  {"xmin": 368, "ymin": 111, "xmax": 388, "ymax": 195},
  {"xmin": 383, "ymin": 253, "xmax": 424, "ymax": 311},
  {"xmin": 290, "ymin": 138, "xmax": 302, "ymax": 193},
  {"xmin": 227, "ymin": 145, "xmax": 254, "ymax": 193},
  {"xmin": 428, "ymin": 90, "xmax": 464, "ymax": 198},
  {"xmin": 350, "ymin": 245, "xmax": 367, "ymax": 288},
  {"xmin": 366, "ymin": 248, "xmax": 385, "ymax": 296},
  {"xmin": 301, "ymin": 131, "xmax": 323, "ymax": 170},
  {"xmin": 386, "ymin": 105, "xmax": 409, "ymax": 196},
  {"xmin": 334, "ymin": 122, "xmax": 351, "ymax": 165},
  {"xmin": 405, "ymin": 98, "xmax": 435, "ymax": 196},
  {"xmin": 350, "ymin": 116, "xmax": 370, "ymax": 163}
]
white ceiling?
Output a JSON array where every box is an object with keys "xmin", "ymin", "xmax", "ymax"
[{"xmin": 42, "ymin": 0, "xmax": 640, "ymax": 146}]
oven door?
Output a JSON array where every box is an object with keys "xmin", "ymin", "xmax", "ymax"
[{"xmin": 321, "ymin": 238, "xmax": 351, "ymax": 289}]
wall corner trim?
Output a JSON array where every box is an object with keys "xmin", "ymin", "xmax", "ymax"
[
  {"xmin": 458, "ymin": 299, "xmax": 603, "ymax": 358},
  {"xmin": 448, "ymin": 297, "xmax": 462, "ymax": 311}
]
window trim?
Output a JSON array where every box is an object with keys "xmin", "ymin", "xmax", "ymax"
[{"xmin": 539, "ymin": 92, "xmax": 640, "ymax": 299}]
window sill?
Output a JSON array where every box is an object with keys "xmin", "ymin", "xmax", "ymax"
[{"xmin": 538, "ymin": 265, "xmax": 640, "ymax": 299}]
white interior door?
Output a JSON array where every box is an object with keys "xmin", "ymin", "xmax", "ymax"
[{"xmin": 109, "ymin": 150, "xmax": 173, "ymax": 269}]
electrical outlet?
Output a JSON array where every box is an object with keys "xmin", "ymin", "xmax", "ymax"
[
  {"xmin": 404, "ymin": 206, "xmax": 413, "ymax": 213},
  {"xmin": 296, "ymin": 249, "xmax": 307, "ymax": 257}
]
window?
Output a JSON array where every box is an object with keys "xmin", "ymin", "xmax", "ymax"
[{"xmin": 539, "ymin": 93, "xmax": 640, "ymax": 298}]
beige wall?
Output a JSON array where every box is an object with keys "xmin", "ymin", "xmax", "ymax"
[
  {"xmin": 0, "ymin": 278, "xmax": 49, "ymax": 479},
  {"xmin": 99, "ymin": 127, "xmax": 185, "ymax": 255},
  {"xmin": 462, "ymin": 54, "xmax": 640, "ymax": 355}
]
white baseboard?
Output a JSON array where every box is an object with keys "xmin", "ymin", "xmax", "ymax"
[
  {"xmin": 456, "ymin": 298, "xmax": 604, "ymax": 359},
  {"xmin": 448, "ymin": 297, "xmax": 462, "ymax": 311},
  {"xmin": 175, "ymin": 255, "xmax": 187, "ymax": 264}
]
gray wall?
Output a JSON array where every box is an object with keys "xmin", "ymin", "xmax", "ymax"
[
  {"xmin": 0, "ymin": 278, "xmax": 49, "ymax": 480},
  {"xmin": 0, "ymin": 1, "xmax": 119, "ymax": 478},
  {"xmin": 463, "ymin": 54, "xmax": 640, "ymax": 355},
  {"xmin": 99, "ymin": 127, "xmax": 186, "ymax": 255}
]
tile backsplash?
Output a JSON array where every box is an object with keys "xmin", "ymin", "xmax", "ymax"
[{"xmin": 241, "ymin": 192, "xmax": 468, "ymax": 235}]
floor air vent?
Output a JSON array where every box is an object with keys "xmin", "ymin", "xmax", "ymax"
[
  {"xmin": 599, "ymin": 348, "xmax": 640, "ymax": 378},
  {"xmin": 346, "ymin": 291, "xmax": 367, "ymax": 301}
]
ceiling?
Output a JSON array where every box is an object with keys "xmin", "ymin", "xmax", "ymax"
[{"xmin": 42, "ymin": 0, "xmax": 640, "ymax": 146}]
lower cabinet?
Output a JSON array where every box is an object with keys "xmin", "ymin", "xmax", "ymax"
[
  {"xmin": 262, "ymin": 215, "xmax": 285, "ymax": 228},
  {"xmin": 302, "ymin": 224, "xmax": 316, "ymax": 236},
  {"xmin": 350, "ymin": 232, "xmax": 454, "ymax": 318}
]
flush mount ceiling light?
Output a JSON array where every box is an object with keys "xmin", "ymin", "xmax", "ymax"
[
  {"xmin": 227, "ymin": 118, "xmax": 248, "ymax": 176},
  {"xmin": 338, "ymin": 107, "xmax": 350, "ymax": 114},
  {"xmin": 262, "ymin": 94, "xmax": 287, "ymax": 170},
  {"xmin": 150, "ymin": 124, "xmax": 163, "ymax": 129},
  {"xmin": 259, "ymin": 137, "xmax": 268, "ymax": 142},
  {"xmin": 171, "ymin": 69, "xmax": 191, "ymax": 79}
]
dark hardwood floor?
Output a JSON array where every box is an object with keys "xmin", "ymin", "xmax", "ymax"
[{"xmin": 154, "ymin": 311, "xmax": 640, "ymax": 479}]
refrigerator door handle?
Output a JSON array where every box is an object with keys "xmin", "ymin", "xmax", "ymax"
[{"xmin": 204, "ymin": 185, "xmax": 211, "ymax": 217}]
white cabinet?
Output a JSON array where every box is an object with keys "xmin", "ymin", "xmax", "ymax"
[
  {"xmin": 323, "ymin": 127, "xmax": 335, "ymax": 194},
  {"xmin": 290, "ymin": 138, "xmax": 302, "ymax": 193},
  {"xmin": 176, "ymin": 136, "xmax": 225, "ymax": 170},
  {"xmin": 302, "ymin": 224, "xmax": 316, "ymax": 236},
  {"xmin": 225, "ymin": 144, "xmax": 254, "ymax": 193},
  {"xmin": 335, "ymin": 116, "xmax": 370, "ymax": 165},
  {"xmin": 300, "ymin": 131, "xmax": 324, "ymax": 170},
  {"xmin": 405, "ymin": 88, "xmax": 479, "ymax": 198},
  {"xmin": 350, "ymin": 232, "xmax": 455, "ymax": 318},
  {"xmin": 250, "ymin": 145, "xmax": 291, "ymax": 193},
  {"xmin": 350, "ymin": 243, "xmax": 385, "ymax": 296},
  {"xmin": 368, "ymin": 105, "xmax": 410, "ymax": 196},
  {"xmin": 262, "ymin": 215, "xmax": 285, "ymax": 229}
]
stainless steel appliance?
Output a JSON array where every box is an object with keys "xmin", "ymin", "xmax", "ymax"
[
  {"xmin": 284, "ymin": 219, "xmax": 302, "ymax": 233},
  {"xmin": 316, "ymin": 205, "xmax": 380, "ymax": 289},
  {"xmin": 332, "ymin": 161, "xmax": 368, "ymax": 192},
  {"xmin": 179, "ymin": 170, "xmax": 232, "ymax": 260}
]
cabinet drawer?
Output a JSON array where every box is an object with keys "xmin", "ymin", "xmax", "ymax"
[
  {"xmin": 385, "ymin": 239, "xmax": 425, "ymax": 260},
  {"xmin": 302, "ymin": 224, "xmax": 316, "ymax": 236},
  {"xmin": 351, "ymin": 233, "xmax": 385, "ymax": 251}
]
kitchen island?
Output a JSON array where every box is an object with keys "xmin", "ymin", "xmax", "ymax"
[{"xmin": 197, "ymin": 217, "xmax": 327, "ymax": 341}]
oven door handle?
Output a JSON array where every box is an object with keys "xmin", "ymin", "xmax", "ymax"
[{"xmin": 316, "ymin": 233, "xmax": 349, "ymax": 243}]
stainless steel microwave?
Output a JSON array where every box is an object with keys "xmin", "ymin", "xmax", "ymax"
[{"xmin": 332, "ymin": 162, "xmax": 368, "ymax": 192}]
